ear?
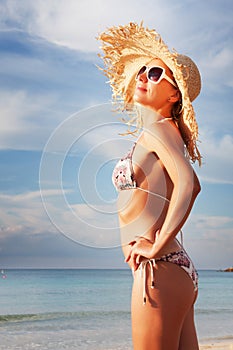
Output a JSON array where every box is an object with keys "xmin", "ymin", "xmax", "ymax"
[{"xmin": 168, "ymin": 90, "xmax": 180, "ymax": 103}]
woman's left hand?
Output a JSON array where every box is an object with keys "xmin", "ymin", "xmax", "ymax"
[{"xmin": 125, "ymin": 238, "xmax": 155, "ymax": 271}]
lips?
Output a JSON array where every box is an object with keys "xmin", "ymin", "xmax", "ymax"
[{"xmin": 136, "ymin": 86, "xmax": 147, "ymax": 92}]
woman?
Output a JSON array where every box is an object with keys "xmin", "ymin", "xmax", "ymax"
[{"xmin": 98, "ymin": 23, "xmax": 201, "ymax": 350}]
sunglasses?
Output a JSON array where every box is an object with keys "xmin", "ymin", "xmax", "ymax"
[{"xmin": 135, "ymin": 66, "xmax": 177, "ymax": 88}]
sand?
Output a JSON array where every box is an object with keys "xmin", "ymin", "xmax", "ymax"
[{"xmin": 200, "ymin": 342, "xmax": 233, "ymax": 349}]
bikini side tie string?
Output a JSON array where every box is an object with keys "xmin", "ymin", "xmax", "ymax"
[{"xmin": 140, "ymin": 259, "xmax": 156, "ymax": 305}]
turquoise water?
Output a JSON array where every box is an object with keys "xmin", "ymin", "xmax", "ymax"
[{"xmin": 0, "ymin": 269, "xmax": 232, "ymax": 349}]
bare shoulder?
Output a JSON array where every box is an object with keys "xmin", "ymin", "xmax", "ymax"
[
  {"xmin": 143, "ymin": 120, "xmax": 184, "ymax": 154},
  {"xmin": 142, "ymin": 120, "xmax": 196, "ymax": 179}
]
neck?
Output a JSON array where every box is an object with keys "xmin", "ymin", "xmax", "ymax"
[{"xmin": 137, "ymin": 105, "xmax": 171, "ymax": 129}]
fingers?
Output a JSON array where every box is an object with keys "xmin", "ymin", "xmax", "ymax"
[
  {"xmin": 136, "ymin": 254, "xmax": 141, "ymax": 265},
  {"xmin": 130, "ymin": 251, "xmax": 140, "ymax": 271},
  {"xmin": 124, "ymin": 240, "xmax": 136, "ymax": 263},
  {"xmin": 128, "ymin": 240, "xmax": 136, "ymax": 246},
  {"xmin": 124, "ymin": 237, "xmax": 154, "ymax": 270},
  {"xmin": 125, "ymin": 249, "xmax": 140, "ymax": 271},
  {"xmin": 131, "ymin": 255, "xmax": 140, "ymax": 271},
  {"xmin": 154, "ymin": 229, "xmax": 160, "ymax": 241},
  {"xmin": 125, "ymin": 254, "xmax": 130, "ymax": 263},
  {"xmin": 125, "ymin": 239, "xmax": 143, "ymax": 265}
]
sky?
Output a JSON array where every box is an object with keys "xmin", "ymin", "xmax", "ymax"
[{"xmin": 0, "ymin": 0, "xmax": 232, "ymax": 269}]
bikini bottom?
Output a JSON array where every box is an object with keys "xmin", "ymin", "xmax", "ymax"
[{"xmin": 137, "ymin": 249, "xmax": 198, "ymax": 305}]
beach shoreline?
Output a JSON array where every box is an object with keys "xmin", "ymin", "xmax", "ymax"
[
  {"xmin": 1, "ymin": 269, "xmax": 232, "ymax": 350},
  {"xmin": 200, "ymin": 340, "xmax": 233, "ymax": 349}
]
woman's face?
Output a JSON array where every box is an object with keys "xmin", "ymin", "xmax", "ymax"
[{"xmin": 133, "ymin": 58, "xmax": 177, "ymax": 111}]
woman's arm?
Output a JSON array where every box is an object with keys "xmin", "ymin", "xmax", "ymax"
[{"xmin": 126, "ymin": 123, "xmax": 201, "ymax": 269}]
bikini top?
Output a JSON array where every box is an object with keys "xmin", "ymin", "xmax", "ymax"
[
  {"xmin": 112, "ymin": 118, "xmax": 174, "ymax": 194},
  {"xmin": 112, "ymin": 140, "xmax": 171, "ymax": 206},
  {"xmin": 112, "ymin": 143, "xmax": 137, "ymax": 191}
]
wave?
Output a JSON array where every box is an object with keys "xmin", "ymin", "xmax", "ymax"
[
  {"xmin": 1, "ymin": 307, "xmax": 231, "ymax": 323},
  {"xmin": 196, "ymin": 308, "xmax": 233, "ymax": 315},
  {"xmin": 0, "ymin": 310, "xmax": 130, "ymax": 324}
]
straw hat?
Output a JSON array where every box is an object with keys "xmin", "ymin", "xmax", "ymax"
[{"xmin": 97, "ymin": 22, "xmax": 202, "ymax": 164}]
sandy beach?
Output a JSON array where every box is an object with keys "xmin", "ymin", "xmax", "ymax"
[{"xmin": 200, "ymin": 341, "xmax": 233, "ymax": 349}]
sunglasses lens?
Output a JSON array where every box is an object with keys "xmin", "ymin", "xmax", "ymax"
[
  {"xmin": 148, "ymin": 67, "xmax": 163, "ymax": 82},
  {"xmin": 136, "ymin": 66, "xmax": 147, "ymax": 79}
]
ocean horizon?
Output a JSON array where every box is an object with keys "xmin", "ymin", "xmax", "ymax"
[{"xmin": 0, "ymin": 268, "xmax": 233, "ymax": 349}]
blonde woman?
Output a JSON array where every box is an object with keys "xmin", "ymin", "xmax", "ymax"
[{"xmin": 98, "ymin": 23, "xmax": 201, "ymax": 350}]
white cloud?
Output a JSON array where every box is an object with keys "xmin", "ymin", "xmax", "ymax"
[
  {"xmin": 0, "ymin": 189, "xmax": 232, "ymax": 268},
  {"xmin": 0, "ymin": 189, "xmax": 69, "ymax": 202},
  {"xmin": 0, "ymin": 187, "xmax": 121, "ymax": 248},
  {"xmin": 0, "ymin": 90, "xmax": 37, "ymax": 132},
  {"xmin": 1, "ymin": 0, "xmax": 232, "ymax": 96},
  {"xmin": 200, "ymin": 47, "xmax": 233, "ymax": 90},
  {"xmin": 0, "ymin": 90, "xmax": 56, "ymax": 131},
  {"xmin": 4, "ymin": 0, "xmax": 166, "ymax": 52},
  {"xmin": 189, "ymin": 214, "xmax": 233, "ymax": 231},
  {"xmin": 1, "ymin": 0, "xmax": 230, "ymax": 55},
  {"xmin": 210, "ymin": 48, "xmax": 233, "ymax": 69},
  {"xmin": 0, "ymin": 89, "xmax": 64, "ymax": 150},
  {"xmin": 0, "ymin": 191, "xmax": 56, "ymax": 235},
  {"xmin": 182, "ymin": 213, "xmax": 233, "ymax": 269},
  {"xmin": 196, "ymin": 131, "xmax": 233, "ymax": 184}
]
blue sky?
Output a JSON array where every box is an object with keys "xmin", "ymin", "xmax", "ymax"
[{"xmin": 0, "ymin": 0, "xmax": 232, "ymax": 269}]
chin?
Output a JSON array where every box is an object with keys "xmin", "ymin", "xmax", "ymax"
[{"xmin": 133, "ymin": 95, "xmax": 145, "ymax": 105}]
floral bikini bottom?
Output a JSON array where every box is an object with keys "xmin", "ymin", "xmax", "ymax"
[{"xmin": 138, "ymin": 249, "xmax": 198, "ymax": 305}]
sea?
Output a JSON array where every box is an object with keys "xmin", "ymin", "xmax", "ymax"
[{"xmin": 0, "ymin": 269, "xmax": 232, "ymax": 350}]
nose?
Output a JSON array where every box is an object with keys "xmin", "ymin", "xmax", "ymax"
[{"xmin": 139, "ymin": 71, "xmax": 148, "ymax": 83}]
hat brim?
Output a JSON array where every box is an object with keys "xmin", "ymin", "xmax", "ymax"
[{"xmin": 98, "ymin": 22, "xmax": 201, "ymax": 164}]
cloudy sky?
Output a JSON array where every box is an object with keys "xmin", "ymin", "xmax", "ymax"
[{"xmin": 0, "ymin": 0, "xmax": 232, "ymax": 269}]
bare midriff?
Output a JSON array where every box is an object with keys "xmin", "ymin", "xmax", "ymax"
[{"xmin": 117, "ymin": 142, "xmax": 181, "ymax": 262}]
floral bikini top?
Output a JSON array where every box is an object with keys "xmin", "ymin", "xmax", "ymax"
[
  {"xmin": 112, "ymin": 119, "xmax": 174, "ymax": 193},
  {"xmin": 112, "ymin": 143, "xmax": 137, "ymax": 191}
]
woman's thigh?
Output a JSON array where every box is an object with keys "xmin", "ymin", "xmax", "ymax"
[
  {"xmin": 179, "ymin": 306, "xmax": 199, "ymax": 350},
  {"xmin": 131, "ymin": 261, "xmax": 197, "ymax": 350}
]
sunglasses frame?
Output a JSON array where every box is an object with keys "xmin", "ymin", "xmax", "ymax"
[{"xmin": 135, "ymin": 65, "xmax": 177, "ymax": 88}]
